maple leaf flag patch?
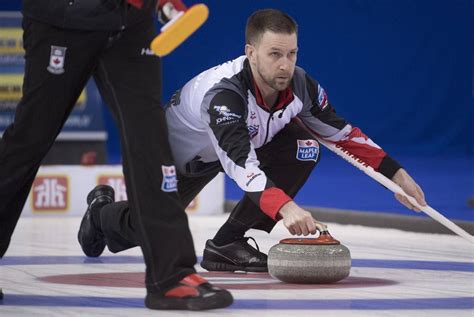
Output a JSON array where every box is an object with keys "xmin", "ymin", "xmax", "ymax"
[
  {"xmin": 296, "ymin": 139, "xmax": 320, "ymax": 162},
  {"xmin": 47, "ymin": 46, "xmax": 67, "ymax": 74},
  {"xmin": 161, "ymin": 165, "xmax": 178, "ymax": 192}
]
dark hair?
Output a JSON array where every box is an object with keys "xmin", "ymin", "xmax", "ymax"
[{"xmin": 245, "ymin": 9, "xmax": 298, "ymax": 45}]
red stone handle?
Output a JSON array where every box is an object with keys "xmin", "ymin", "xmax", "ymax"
[{"xmin": 279, "ymin": 230, "xmax": 341, "ymax": 245}]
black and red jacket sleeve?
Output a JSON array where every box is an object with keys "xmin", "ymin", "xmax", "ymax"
[{"xmin": 298, "ymin": 74, "xmax": 402, "ymax": 179}]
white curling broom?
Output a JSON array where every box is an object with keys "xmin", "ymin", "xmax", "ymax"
[{"xmin": 293, "ymin": 117, "xmax": 474, "ymax": 244}]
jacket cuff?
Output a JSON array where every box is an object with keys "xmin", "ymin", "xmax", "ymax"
[
  {"xmin": 378, "ymin": 155, "xmax": 402, "ymax": 179},
  {"xmin": 259, "ymin": 187, "xmax": 292, "ymax": 220}
]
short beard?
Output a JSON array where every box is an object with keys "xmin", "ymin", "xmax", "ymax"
[{"xmin": 257, "ymin": 67, "xmax": 291, "ymax": 91}]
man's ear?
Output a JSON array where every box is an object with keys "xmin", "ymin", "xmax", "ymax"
[{"xmin": 245, "ymin": 44, "xmax": 255, "ymax": 63}]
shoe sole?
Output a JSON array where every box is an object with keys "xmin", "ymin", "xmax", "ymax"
[
  {"xmin": 145, "ymin": 291, "xmax": 233, "ymax": 310},
  {"xmin": 201, "ymin": 260, "xmax": 268, "ymax": 272}
]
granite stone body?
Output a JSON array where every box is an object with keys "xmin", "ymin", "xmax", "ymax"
[{"xmin": 268, "ymin": 238, "xmax": 351, "ymax": 284}]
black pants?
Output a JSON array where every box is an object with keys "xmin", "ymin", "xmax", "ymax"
[
  {"xmin": 100, "ymin": 122, "xmax": 319, "ymax": 252},
  {"xmin": 0, "ymin": 17, "xmax": 195, "ymax": 292}
]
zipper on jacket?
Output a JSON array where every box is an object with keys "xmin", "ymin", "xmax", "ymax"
[{"xmin": 263, "ymin": 110, "xmax": 275, "ymax": 144}]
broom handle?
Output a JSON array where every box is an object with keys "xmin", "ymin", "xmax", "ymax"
[{"xmin": 293, "ymin": 118, "xmax": 473, "ymax": 244}]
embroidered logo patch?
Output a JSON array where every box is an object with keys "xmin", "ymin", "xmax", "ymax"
[
  {"xmin": 213, "ymin": 105, "xmax": 231, "ymax": 115},
  {"xmin": 245, "ymin": 172, "xmax": 262, "ymax": 187},
  {"xmin": 47, "ymin": 46, "xmax": 67, "ymax": 74},
  {"xmin": 161, "ymin": 165, "xmax": 178, "ymax": 192},
  {"xmin": 317, "ymin": 84, "xmax": 329, "ymax": 110},
  {"xmin": 140, "ymin": 48, "xmax": 155, "ymax": 55},
  {"xmin": 296, "ymin": 139, "xmax": 319, "ymax": 162},
  {"xmin": 213, "ymin": 105, "xmax": 242, "ymax": 125},
  {"xmin": 248, "ymin": 124, "xmax": 259, "ymax": 139}
]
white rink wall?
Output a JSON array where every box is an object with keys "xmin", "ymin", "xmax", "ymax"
[{"xmin": 22, "ymin": 165, "xmax": 225, "ymax": 217}]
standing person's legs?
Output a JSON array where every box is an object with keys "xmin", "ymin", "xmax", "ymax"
[
  {"xmin": 0, "ymin": 18, "xmax": 106, "ymax": 257},
  {"xmin": 202, "ymin": 122, "xmax": 319, "ymax": 272},
  {"xmin": 94, "ymin": 19, "xmax": 195, "ymax": 292},
  {"xmin": 92, "ymin": 18, "xmax": 231, "ymax": 310}
]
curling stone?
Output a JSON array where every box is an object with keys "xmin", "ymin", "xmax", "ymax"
[{"xmin": 268, "ymin": 231, "xmax": 351, "ymax": 284}]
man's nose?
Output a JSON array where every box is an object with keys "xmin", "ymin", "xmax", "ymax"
[
  {"xmin": 279, "ymin": 57, "xmax": 292, "ymax": 71},
  {"xmin": 279, "ymin": 61, "xmax": 289, "ymax": 71}
]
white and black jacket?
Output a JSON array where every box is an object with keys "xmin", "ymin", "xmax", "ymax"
[{"xmin": 166, "ymin": 56, "xmax": 401, "ymax": 220}]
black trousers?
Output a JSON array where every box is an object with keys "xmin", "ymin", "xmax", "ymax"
[
  {"xmin": 0, "ymin": 17, "xmax": 195, "ymax": 292},
  {"xmin": 100, "ymin": 122, "xmax": 319, "ymax": 252}
]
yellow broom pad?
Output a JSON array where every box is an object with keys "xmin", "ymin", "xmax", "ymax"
[{"xmin": 150, "ymin": 4, "xmax": 209, "ymax": 57}]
